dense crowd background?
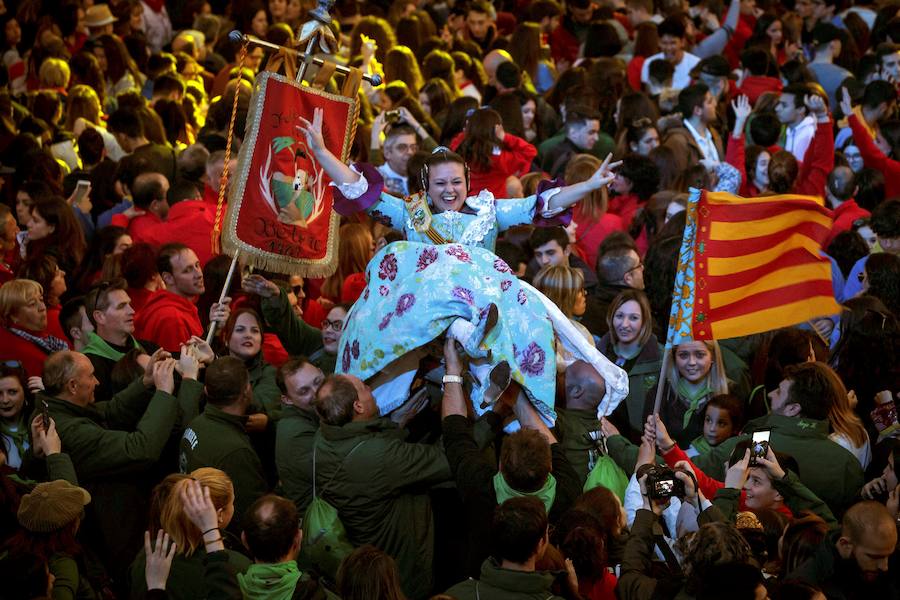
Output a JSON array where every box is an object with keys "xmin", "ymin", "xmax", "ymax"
[{"xmin": 0, "ymin": 0, "xmax": 896, "ymax": 598}]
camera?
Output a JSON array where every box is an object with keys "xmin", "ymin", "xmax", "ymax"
[
  {"xmin": 384, "ymin": 110, "xmax": 402, "ymax": 124},
  {"xmin": 637, "ymin": 464, "xmax": 686, "ymax": 500}
]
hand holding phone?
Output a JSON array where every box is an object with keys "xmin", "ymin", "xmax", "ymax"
[{"xmin": 749, "ymin": 430, "xmax": 770, "ymax": 466}]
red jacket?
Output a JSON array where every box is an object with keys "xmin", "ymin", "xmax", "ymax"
[
  {"xmin": 607, "ymin": 193, "xmax": 641, "ymax": 229},
  {"xmin": 573, "ymin": 205, "xmax": 625, "ymax": 270},
  {"xmin": 128, "ymin": 212, "xmax": 166, "ymax": 246},
  {"xmin": 735, "ymin": 76, "xmax": 784, "ymax": 107},
  {"xmin": 849, "ymin": 113, "xmax": 900, "ymax": 199},
  {"xmin": 450, "ymin": 132, "xmax": 537, "ymax": 199},
  {"xmin": 148, "ymin": 200, "xmax": 219, "ymax": 268},
  {"xmin": 793, "ymin": 121, "xmax": 833, "ymax": 198},
  {"xmin": 0, "ymin": 326, "xmax": 66, "ymax": 377},
  {"xmin": 725, "ymin": 134, "xmax": 763, "ymax": 197},
  {"xmin": 662, "ymin": 444, "xmax": 793, "ymax": 518},
  {"xmin": 133, "ymin": 290, "xmax": 202, "ymax": 352},
  {"xmin": 825, "ymin": 200, "xmax": 870, "ymax": 248}
]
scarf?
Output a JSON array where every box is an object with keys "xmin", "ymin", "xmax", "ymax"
[
  {"xmin": 237, "ymin": 561, "xmax": 302, "ymax": 600},
  {"xmin": 689, "ymin": 434, "xmax": 712, "ymax": 455},
  {"xmin": 493, "ymin": 471, "xmax": 557, "ymax": 513},
  {"xmin": 0, "ymin": 417, "xmax": 29, "ymax": 460},
  {"xmin": 9, "ymin": 328, "xmax": 68, "ymax": 354},
  {"xmin": 81, "ymin": 331, "xmax": 142, "ymax": 362},
  {"xmin": 676, "ymin": 379, "xmax": 711, "ymax": 430}
]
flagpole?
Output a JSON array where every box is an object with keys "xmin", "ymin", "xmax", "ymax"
[
  {"xmin": 652, "ymin": 346, "xmax": 670, "ymax": 415},
  {"xmin": 205, "ymin": 251, "xmax": 241, "ymax": 345}
]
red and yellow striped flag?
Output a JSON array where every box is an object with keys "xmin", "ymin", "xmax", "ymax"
[{"xmin": 669, "ymin": 190, "xmax": 841, "ymax": 343}]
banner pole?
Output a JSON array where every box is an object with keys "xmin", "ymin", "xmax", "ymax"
[
  {"xmin": 205, "ymin": 251, "xmax": 241, "ymax": 345},
  {"xmin": 652, "ymin": 346, "xmax": 669, "ymax": 415}
]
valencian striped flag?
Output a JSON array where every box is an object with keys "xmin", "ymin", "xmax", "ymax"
[{"xmin": 666, "ymin": 189, "xmax": 842, "ymax": 345}]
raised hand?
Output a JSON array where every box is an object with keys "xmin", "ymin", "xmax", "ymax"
[
  {"xmin": 731, "ymin": 95, "xmax": 751, "ymax": 136},
  {"xmin": 805, "ymin": 94, "xmax": 828, "ymax": 121},
  {"xmin": 297, "ymin": 107, "xmax": 326, "ymax": 155},
  {"xmin": 724, "ymin": 449, "xmax": 751, "ymax": 490},
  {"xmin": 839, "ymin": 86, "xmax": 853, "ymax": 118},
  {"xmin": 144, "ymin": 530, "xmax": 177, "ymax": 591},
  {"xmin": 30, "ymin": 413, "xmax": 61, "ymax": 458},
  {"xmin": 153, "ymin": 359, "xmax": 177, "ymax": 395},
  {"xmin": 143, "ymin": 348, "xmax": 172, "ymax": 387},
  {"xmin": 590, "ymin": 153, "xmax": 622, "ymax": 189},
  {"xmin": 242, "ymin": 274, "xmax": 279, "ymax": 299}
]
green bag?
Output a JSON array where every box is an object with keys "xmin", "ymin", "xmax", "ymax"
[
  {"xmin": 301, "ymin": 440, "xmax": 365, "ymax": 580},
  {"xmin": 583, "ymin": 453, "xmax": 629, "ymax": 503}
]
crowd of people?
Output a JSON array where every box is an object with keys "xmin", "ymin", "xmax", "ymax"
[{"xmin": 0, "ymin": 0, "xmax": 897, "ymax": 598}]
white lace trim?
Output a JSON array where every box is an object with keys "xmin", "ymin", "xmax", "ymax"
[
  {"xmin": 458, "ymin": 190, "xmax": 497, "ymax": 246},
  {"xmin": 329, "ymin": 164, "xmax": 368, "ymax": 199},
  {"xmin": 539, "ymin": 187, "xmax": 565, "ymax": 217}
]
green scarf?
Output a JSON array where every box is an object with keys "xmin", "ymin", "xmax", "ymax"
[
  {"xmin": 81, "ymin": 331, "xmax": 142, "ymax": 362},
  {"xmin": 493, "ymin": 472, "xmax": 557, "ymax": 513},
  {"xmin": 676, "ymin": 379, "xmax": 710, "ymax": 430},
  {"xmin": 0, "ymin": 416, "xmax": 28, "ymax": 460},
  {"xmin": 237, "ymin": 561, "xmax": 302, "ymax": 600},
  {"xmin": 689, "ymin": 434, "xmax": 712, "ymax": 455}
]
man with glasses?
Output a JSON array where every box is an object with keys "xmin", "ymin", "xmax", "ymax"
[
  {"xmin": 370, "ymin": 107, "xmax": 437, "ymax": 197},
  {"xmin": 310, "ymin": 304, "xmax": 350, "ymax": 375},
  {"xmin": 582, "ymin": 241, "xmax": 646, "ymax": 337}
]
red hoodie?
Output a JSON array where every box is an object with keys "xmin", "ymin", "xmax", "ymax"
[
  {"xmin": 450, "ymin": 132, "xmax": 537, "ymax": 199},
  {"xmin": 133, "ymin": 290, "xmax": 202, "ymax": 352},
  {"xmin": 849, "ymin": 113, "xmax": 900, "ymax": 199},
  {"xmin": 661, "ymin": 444, "xmax": 793, "ymax": 518}
]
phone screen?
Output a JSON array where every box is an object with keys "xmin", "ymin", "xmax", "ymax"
[
  {"xmin": 73, "ymin": 180, "xmax": 91, "ymax": 203},
  {"xmin": 750, "ymin": 430, "xmax": 770, "ymax": 464},
  {"xmin": 752, "ymin": 431, "xmax": 770, "ymax": 444}
]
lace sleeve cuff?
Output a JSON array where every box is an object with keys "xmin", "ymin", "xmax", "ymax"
[
  {"xmin": 330, "ymin": 163, "xmax": 384, "ymax": 216},
  {"xmin": 534, "ymin": 178, "xmax": 573, "ymax": 227}
]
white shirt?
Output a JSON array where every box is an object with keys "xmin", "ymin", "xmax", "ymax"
[
  {"xmin": 784, "ymin": 115, "xmax": 817, "ymax": 164},
  {"xmin": 640, "ymin": 51, "xmax": 701, "ymax": 91},
  {"xmin": 683, "ymin": 119, "xmax": 720, "ymax": 162}
]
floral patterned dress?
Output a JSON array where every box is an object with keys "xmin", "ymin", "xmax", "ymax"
[{"xmin": 330, "ymin": 164, "xmax": 629, "ymax": 422}]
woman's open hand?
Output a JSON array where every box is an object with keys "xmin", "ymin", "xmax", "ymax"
[{"xmin": 297, "ymin": 107, "xmax": 326, "ymax": 155}]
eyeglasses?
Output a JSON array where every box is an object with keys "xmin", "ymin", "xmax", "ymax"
[
  {"xmin": 389, "ymin": 143, "xmax": 419, "ymax": 153},
  {"xmin": 291, "ymin": 285, "xmax": 304, "ymax": 297},
  {"xmin": 625, "ymin": 261, "xmax": 644, "ymax": 275},
  {"xmin": 321, "ymin": 319, "xmax": 345, "ymax": 332}
]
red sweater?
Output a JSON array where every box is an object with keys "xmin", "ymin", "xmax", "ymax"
[
  {"xmin": 573, "ymin": 205, "xmax": 625, "ymax": 269},
  {"xmin": 607, "ymin": 193, "xmax": 641, "ymax": 229},
  {"xmin": 148, "ymin": 201, "xmax": 219, "ymax": 268},
  {"xmin": 128, "ymin": 212, "xmax": 166, "ymax": 246},
  {"xmin": 662, "ymin": 444, "xmax": 793, "ymax": 518},
  {"xmin": 450, "ymin": 132, "xmax": 537, "ymax": 199},
  {"xmin": 825, "ymin": 200, "xmax": 870, "ymax": 248},
  {"xmin": 133, "ymin": 290, "xmax": 202, "ymax": 352},
  {"xmin": 849, "ymin": 113, "xmax": 900, "ymax": 199},
  {"xmin": 735, "ymin": 76, "xmax": 784, "ymax": 107}
]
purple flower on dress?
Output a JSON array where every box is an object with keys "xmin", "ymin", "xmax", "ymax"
[
  {"xmin": 342, "ymin": 344, "xmax": 352, "ymax": 371},
  {"xmin": 379, "ymin": 285, "xmax": 389, "ymax": 297},
  {"xmin": 517, "ymin": 341, "xmax": 546, "ymax": 376},
  {"xmin": 445, "ymin": 245, "xmax": 472, "ymax": 263},
  {"xmin": 369, "ymin": 209, "xmax": 394, "ymax": 228},
  {"xmin": 500, "ymin": 280, "xmax": 512, "ymax": 291},
  {"xmin": 351, "ymin": 340, "xmax": 360, "ymax": 359},
  {"xmin": 378, "ymin": 312, "xmax": 394, "ymax": 330},
  {"xmin": 493, "ymin": 258, "xmax": 513, "ymax": 273},
  {"xmin": 395, "ymin": 293, "xmax": 416, "ymax": 316},
  {"xmin": 517, "ymin": 289, "xmax": 528, "ymax": 305},
  {"xmin": 363, "ymin": 287, "xmax": 370, "ymax": 301},
  {"xmin": 416, "ymin": 246, "xmax": 439, "ymax": 272},
  {"xmin": 378, "ymin": 253, "xmax": 398, "ymax": 281},
  {"xmin": 452, "ymin": 286, "xmax": 475, "ymax": 305}
]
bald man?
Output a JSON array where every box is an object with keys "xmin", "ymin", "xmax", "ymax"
[
  {"xmin": 824, "ymin": 165, "xmax": 870, "ymax": 247},
  {"xmin": 483, "ymin": 49, "xmax": 512, "ymax": 87},
  {"xmin": 555, "ymin": 360, "xmax": 608, "ymax": 486},
  {"xmin": 790, "ymin": 500, "xmax": 898, "ymax": 597}
]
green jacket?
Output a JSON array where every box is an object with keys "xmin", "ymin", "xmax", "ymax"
[
  {"xmin": 180, "ymin": 405, "xmax": 269, "ymax": 532},
  {"xmin": 128, "ymin": 547, "xmax": 251, "ymax": 600},
  {"xmin": 555, "ymin": 407, "xmax": 603, "ymax": 488},
  {"xmin": 50, "ymin": 553, "xmax": 97, "ymax": 600},
  {"xmin": 260, "ymin": 289, "xmax": 323, "ymax": 358},
  {"xmin": 692, "ymin": 414, "xmax": 865, "ymax": 514},
  {"xmin": 315, "ymin": 418, "xmax": 452, "ymax": 600},
  {"xmin": 276, "ymin": 404, "xmax": 319, "ymax": 512},
  {"xmin": 444, "ymin": 558, "xmax": 565, "ymax": 600},
  {"xmin": 246, "ymin": 354, "xmax": 282, "ymax": 420},
  {"xmin": 39, "ymin": 378, "xmax": 179, "ymax": 481},
  {"xmin": 598, "ymin": 334, "xmax": 663, "ymax": 437},
  {"xmin": 711, "ymin": 469, "xmax": 837, "ymax": 528},
  {"xmin": 38, "ymin": 377, "xmax": 184, "ymax": 587},
  {"xmin": 538, "ymin": 129, "xmax": 616, "ymax": 174}
]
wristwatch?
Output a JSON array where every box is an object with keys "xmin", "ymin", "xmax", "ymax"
[{"xmin": 442, "ymin": 374, "xmax": 464, "ymax": 385}]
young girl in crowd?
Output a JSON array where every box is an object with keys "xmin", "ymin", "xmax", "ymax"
[{"xmin": 646, "ymin": 339, "xmax": 730, "ymax": 447}]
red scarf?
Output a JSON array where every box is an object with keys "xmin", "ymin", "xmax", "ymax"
[{"xmin": 142, "ymin": 0, "xmax": 165, "ymax": 13}]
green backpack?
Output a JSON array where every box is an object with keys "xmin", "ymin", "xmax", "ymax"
[
  {"xmin": 301, "ymin": 440, "xmax": 366, "ymax": 580},
  {"xmin": 582, "ymin": 433, "xmax": 629, "ymax": 502}
]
